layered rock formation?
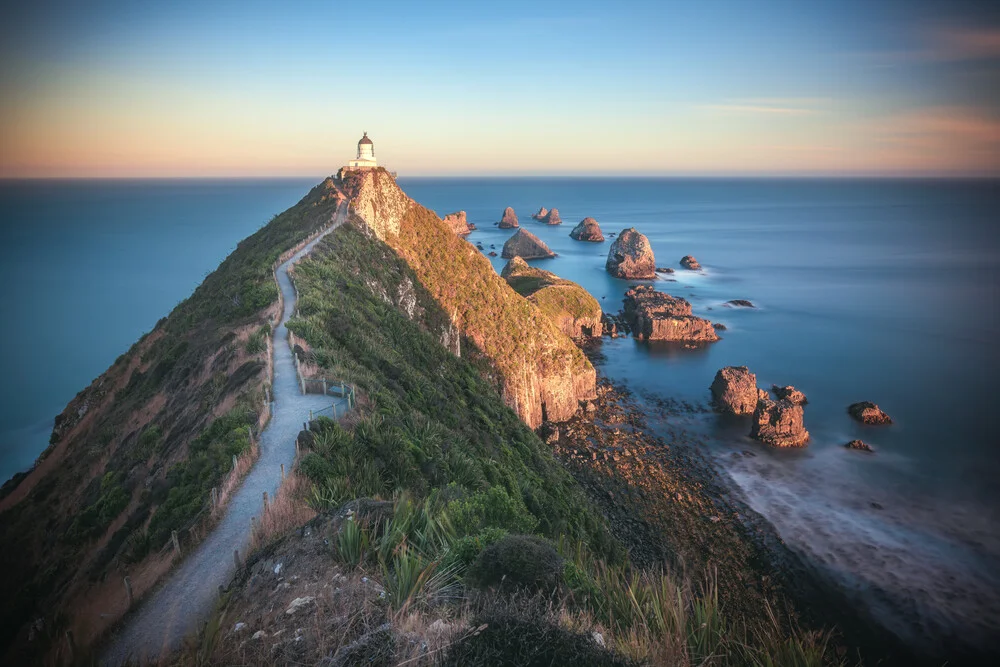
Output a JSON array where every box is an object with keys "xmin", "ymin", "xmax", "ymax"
[
  {"xmin": 606, "ymin": 228, "xmax": 656, "ymax": 279},
  {"xmin": 711, "ymin": 366, "xmax": 759, "ymax": 415},
  {"xmin": 772, "ymin": 385, "xmax": 808, "ymax": 405},
  {"xmin": 569, "ymin": 217, "xmax": 605, "ymax": 242},
  {"xmin": 751, "ymin": 396, "xmax": 810, "ymax": 447},
  {"xmin": 342, "ymin": 168, "xmax": 595, "ymax": 428},
  {"xmin": 501, "ymin": 257, "xmax": 602, "ymax": 338},
  {"xmin": 680, "ymin": 255, "xmax": 702, "ymax": 270},
  {"xmin": 622, "ymin": 285, "xmax": 718, "ymax": 342},
  {"xmin": 849, "ymin": 402, "xmax": 893, "ymax": 425},
  {"xmin": 501, "ymin": 228, "xmax": 556, "ymax": 259},
  {"xmin": 498, "ymin": 206, "xmax": 519, "ymax": 229},
  {"xmin": 442, "ymin": 210, "xmax": 473, "ymax": 236}
]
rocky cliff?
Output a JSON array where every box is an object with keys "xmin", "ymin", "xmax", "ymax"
[
  {"xmin": 341, "ymin": 169, "xmax": 595, "ymax": 427},
  {"xmin": 501, "ymin": 257, "xmax": 603, "ymax": 338}
]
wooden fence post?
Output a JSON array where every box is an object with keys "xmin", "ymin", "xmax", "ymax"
[
  {"xmin": 171, "ymin": 530, "xmax": 180, "ymax": 555},
  {"xmin": 309, "ymin": 409, "xmax": 313, "ymax": 421},
  {"xmin": 263, "ymin": 491, "xmax": 269, "ymax": 511},
  {"xmin": 322, "ymin": 378, "xmax": 327, "ymax": 395},
  {"xmin": 211, "ymin": 487, "xmax": 218, "ymax": 509},
  {"xmin": 232, "ymin": 454, "xmax": 238, "ymax": 470},
  {"xmin": 124, "ymin": 576, "xmax": 134, "ymax": 607},
  {"xmin": 234, "ymin": 549, "xmax": 242, "ymax": 569},
  {"xmin": 280, "ymin": 463, "xmax": 285, "ymax": 481}
]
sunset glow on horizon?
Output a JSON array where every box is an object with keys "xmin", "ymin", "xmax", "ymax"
[{"xmin": 2, "ymin": 0, "xmax": 999, "ymax": 178}]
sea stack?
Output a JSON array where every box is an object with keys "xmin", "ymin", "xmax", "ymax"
[
  {"xmin": 501, "ymin": 228, "xmax": 556, "ymax": 259},
  {"xmin": 531, "ymin": 207, "xmax": 549, "ymax": 220},
  {"xmin": 622, "ymin": 286, "xmax": 718, "ymax": 342},
  {"xmin": 606, "ymin": 228, "xmax": 656, "ymax": 279},
  {"xmin": 442, "ymin": 211, "xmax": 473, "ymax": 236},
  {"xmin": 751, "ymin": 396, "xmax": 810, "ymax": 447},
  {"xmin": 539, "ymin": 208, "xmax": 562, "ymax": 225},
  {"xmin": 569, "ymin": 217, "xmax": 605, "ymax": 242},
  {"xmin": 711, "ymin": 366, "xmax": 759, "ymax": 415},
  {"xmin": 848, "ymin": 402, "xmax": 893, "ymax": 425},
  {"xmin": 680, "ymin": 255, "xmax": 701, "ymax": 270},
  {"xmin": 499, "ymin": 207, "xmax": 519, "ymax": 229}
]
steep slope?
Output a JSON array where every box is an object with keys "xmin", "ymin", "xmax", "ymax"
[
  {"xmin": 0, "ymin": 179, "xmax": 345, "ymax": 665},
  {"xmin": 501, "ymin": 257, "xmax": 603, "ymax": 338},
  {"xmin": 342, "ymin": 168, "xmax": 595, "ymax": 427}
]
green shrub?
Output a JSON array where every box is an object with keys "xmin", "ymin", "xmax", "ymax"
[
  {"xmin": 468, "ymin": 534, "xmax": 563, "ymax": 594},
  {"xmin": 446, "ymin": 486, "xmax": 538, "ymax": 536},
  {"xmin": 443, "ymin": 527, "xmax": 508, "ymax": 571},
  {"xmin": 337, "ymin": 517, "xmax": 369, "ymax": 568}
]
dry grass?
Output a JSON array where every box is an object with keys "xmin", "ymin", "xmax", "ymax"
[
  {"xmin": 215, "ymin": 440, "xmax": 260, "ymax": 513},
  {"xmin": 247, "ymin": 471, "xmax": 316, "ymax": 555}
]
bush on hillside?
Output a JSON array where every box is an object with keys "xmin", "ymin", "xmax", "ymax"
[{"xmin": 468, "ymin": 534, "xmax": 563, "ymax": 593}]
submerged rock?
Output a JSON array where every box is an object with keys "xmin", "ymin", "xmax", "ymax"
[
  {"xmin": 713, "ymin": 322, "xmax": 727, "ymax": 331},
  {"xmin": 772, "ymin": 385, "xmax": 808, "ymax": 405},
  {"xmin": 710, "ymin": 366, "xmax": 758, "ymax": 415},
  {"xmin": 623, "ymin": 285, "xmax": 718, "ymax": 342},
  {"xmin": 680, "ymin": 255, "xmax": 701, "ymax": 270},
  {"xmin": 751, "ymin": 396, "xmax": 809, "ymax": 447},
  {"xmin": 569, "ymin": 217, "xmax": 605, "ymax": 242},
  {"xmin": 502, "ymin": 257, "xmax": 602, "ymax": 337},
  {"xmin": 845, "ymin": 439, "xmax": 874, "ymax": 452},
  {"xmin": 442, "ymin": 210, "xmax": 473, "ymax": 236},
  {"xmin": 848, "ymin": 402, "xmax": 893, "ymax": 425},
  {"xmin": 606, "ymin": 228, "xmax": 656, "ymax": 279},
  {"xmin": 725, "ymin": 299, "xmax": 755, "ymax": 308},
  {"xmin": 498, "ymin": 206, "xmax": 519, "ymax": 229},
  {"xmin": 501, "ymin": 228, "xmax": 556, "ymax": 259},
  {"xmin": 656, "ymin": 266, "xmax": 675, "ymax": 274}
]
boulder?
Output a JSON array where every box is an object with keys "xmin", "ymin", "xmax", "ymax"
[
  {"xmin": 848, "ymin": 402, "xmax": 893, "ymax": 425},
  {"xmin": 623, "ymin": 285, "xmax": 718, "ymax": 342},
  {"xmin": 713, "ymin": 322, "xmax": 727, "ymax": 331},
  {"xmin": 569, "ymin": 217, "xmax": 605, "ymax": 242},
  {"xmin": 531, "ymin": 207, "xmax": 549, "ymax": 220},
  {"xmin": 501, "ymin": 228, "xmax": 556, "ymax": 259},
  {"xmin": 772, "ymin": 385, "xmax": 808, "ymax": 405},
  {"xmin": 751, "ymin": 396, "xmax": 809, "ymax": 447},
  {"xmin": 725, "ymin": 299, "xmax": 755, "ymax": 308},
  {"xmin": 606, "ymin": 228, "xmax": 656, "ymax": 279},
  {"xmin": 656, "ymin": 266, "xmax": 675, "ymax": 274},
  {"xmin": 502, "ymin": 257, "xmax": 602, "ymax": 337},
  {"xmin": 498, "ymin": 206, "xmax": 519, "ymax": 229},
  {"xmin": 845, "ymin": 439, "xmax": 874, "ymax": 453},
  {"xmin": 680, "ymin": 255, "xmax": 701, "ymax": 270},
  {"xmin": 710, "ymin": 366, "xmax": 759, "ymax": 415},
  {"xmin": 442, "ymin": 210, "xmax": 473, "ymax": 236}
]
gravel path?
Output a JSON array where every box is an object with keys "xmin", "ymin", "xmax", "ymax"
[{"xmin": 103, "ymin": 204, "xmax": 348, "ymax": 665}]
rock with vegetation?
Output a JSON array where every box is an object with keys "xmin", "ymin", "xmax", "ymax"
[
  {"xmin": 711, "ymin": 366, "xmax": 759, "ymax": 415},
  {"xmin": 501, "ymin": 228, "xmax": 556, "ymax": 259},
  {"xmin": 772, "ymin": 385, "xmax": 808, "ymax": 405},
  {"xmin": 622, "ymin": 285, "xmax": 718, "ymax": 342},
  {"xmin": 751, "ymin": 396, "xmax": 810, "ymax": 447},
  {"xmin": 442, "ymin": 210, "xmax": 473, "ymax": 236},
  {"xmin": 501, "ymin": 257, "xmax": 602, "ymax": 338},
  {"xmin": 343, "ymin": 168, "xmax": 595, "ymax": 427},
  {"xmin": 680, "ymin": 255, "xmax": 701, "ymax": 270},
  {"xmin": 606, "ymin": 228, "xmax": 656, "ymax": 279},
  {"xmin": 569, "ymin": 217, "xmax": 605, "ymax": 242},
  {"xmin": 849, "ymin": 401, "xmax": 893, "ymax": 425},
  {"xmin": 498, "ymin": 206, "xmax": 519, "ymax": 229}
]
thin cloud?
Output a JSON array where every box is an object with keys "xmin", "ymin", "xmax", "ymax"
[{"xmin": 697, "ymin": 99, "xmax": 826, "ymax": 116}]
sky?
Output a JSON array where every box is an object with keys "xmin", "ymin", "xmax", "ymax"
[{"xmin": 1, "ymin": 0, "xmax": 999, "ymax": 177}]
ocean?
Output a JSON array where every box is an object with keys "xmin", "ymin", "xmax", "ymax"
[{"xmin": 1, "ymin": 177, "xmax": 998, "ymax": 655}]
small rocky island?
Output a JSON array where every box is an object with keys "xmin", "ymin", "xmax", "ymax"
[
  {"xmin": 711, "ymin": 366, "xmax": 809, "ymax": 447},
  {"xmin": 569, "ymin": 217, "xmax": 604, "ymax": 242},
  {"xmin": 501, "ymin": 228, "xmax": 556, "ymax": 259},
  {"xmin": 711, "ymin": 366, "xmax": 759, "ymax": 415},
  {"xmin": 442, "ymin": 210, "xmax": 474, "ymax": 236},
  {"xmin": 501, "ymin": 257, "xmax": 602, "ymax": 338},
  {"xmin": 622, "ymin": 285, "xmax": 718, "ymax": 342},
  {"xmin": 680, "ymin": 255, "xmax": 702, "ymax": 270},
  {"xmin": 849, "ymin": 401, "xmax": 893, "ymax": 425},
  {"xmin": 498, "ymin": 206, "xmax": 519, "ymax": 229},
  {"xmin": 532, "ymin": 207, "xmax": 562, "ymax": 224},
  {"xmin": 606, "ymin": 227, "xmax": 656, "ymax": 279}
]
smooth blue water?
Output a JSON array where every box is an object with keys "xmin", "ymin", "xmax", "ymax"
[
  {"xmin": 401, "ymin": 177, "xmax": 1000, "ymax": 653},
  {"xmin": 0, "ymin": 178, "xmax": 315, "ymax": 484}
]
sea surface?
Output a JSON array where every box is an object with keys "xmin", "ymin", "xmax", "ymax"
[{"xmin": 1, "ymin": 177, "xmax": 998, "ymax": 656}]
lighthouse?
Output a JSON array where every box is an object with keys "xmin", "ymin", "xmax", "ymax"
[{"xmin": 347, "ymin": 132, "xmax": 377, "ymax": 169}]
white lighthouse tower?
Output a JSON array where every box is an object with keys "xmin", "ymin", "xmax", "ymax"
[{"xmin": 347, "ymin": 132, "xmax": 377, "ymax": 169}]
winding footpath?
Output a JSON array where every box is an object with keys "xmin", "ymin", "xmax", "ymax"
[{"xmin": 103, "ymin": 203, "xmax": 349, "ymax": 665}]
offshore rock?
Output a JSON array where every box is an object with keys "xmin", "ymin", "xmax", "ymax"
[
  {"xmin": 569, "ymin": 217, "xmax": 605, "ymax": 242},
  {"xmin": 502, "ymin": 257, "xmax": 602, "ymax": 338},
  {"xmin": 772, "ymin": 385, "xmax": 808, "ymax": 405},
  {"xmin": 606, "ymin": 228, "xmax": 656, "ymax": 279},
  {"xmin": 845, "ymin": 439, "xmax": 874, "ymax": 452},
  {"xmin": 680, "ymin": 255, "xmax": 702, "ymax": 270},
  {"xmin": 531, "ymin": 207, "xmax": 549, "ymax": 220},
  {"xmin": 442, "ymin": 210, "xmax": 473, "ymax": 236},
  {"xmin": 501, "ymin": 228, "xmax": 556, "ymax": 259},
  {"xmin": 622, "ymin": 285, "xmax": 718, "ymax": 342},
  {"xmin": 537, "ymin": 207, "xmax": 562, "ymax": 224},
  {"xmin": 725, "ymin": 299, "xmax": 755, "ymax": 308},
  {"xmin": 710, "ymin": 366, "xmax": 759, "ymax": 415},
  {"xmin": 498, "ymin": 206, "xmax": 519, "ymax": 229},
  {"xmin": 849, "ymin": 401, "xmax": 893, "ymax": 425},
  {"xmin": 751, "ymin": 396, "xmax": 809, "ymax": 447}
]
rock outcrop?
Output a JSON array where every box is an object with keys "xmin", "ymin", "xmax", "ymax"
[
  {"xmin": 772, "ymin": 385, "xmax": 808, "ymax": 405},
  {"xmin": 501, "ymin": 228, "xmax": 556, "ymax": 259},
  {"xmin": 442, "ymin": 210, "xmax": 473, "ymax": 236},
  {"xmin": 501, "ymin": 257, "xmax": 602, "ymax": 338},
  {"xmin": 606, "ymin": 228, "xmax": 656, "ymax": 279},
  {"xmin": 680, "ymin": 255, "xmax": 701, "ymax": 270},
  {"xmin": 537, "ymin": 207, "xmax": 562, "ymax": 225},
  {"xmin": 622, "ymin": 286, "xmax": 718, "ymax": 342},
  {"xmin": 342, "ymin": 168, "xmax": 595, "ymax": 428},
  {"xmin": 498, "ymin": 206, "xmax": 519, "ymax": 229},
  {"xmin": 848, "ymin": 402, "xmax": 893, "ymax": 425},
  {"xmin": 751, "ymin": 396, "xmax": 809, "ymax": 447},
  {"xmin": 725, "ymin": 300, "xmax": 755, "ymax": 308},
  {"xmin": 531, "ymin": 207, "xmax": 549, "ymax": 220},
  {"xmin": 710, "ymin": 366, "xmax": 759, "ymax": 415},
  {"xmin": 569, "ymin": 217, "xmax": 605, "ymax": 242},
  {"xmin": 845, "ymin": 439, "xmax": 874, "ymax": 452}
]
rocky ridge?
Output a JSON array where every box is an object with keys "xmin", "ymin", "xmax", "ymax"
[{"xmin": 501, "ymin": 257, "xmax": 602, "ymax": 338}]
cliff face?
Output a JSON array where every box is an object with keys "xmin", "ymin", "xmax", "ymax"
[{"xmin": 342, "ymin": 169, "xmax": 595, "ymax": 427}]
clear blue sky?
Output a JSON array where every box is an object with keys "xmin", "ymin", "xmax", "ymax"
[{"xmin": 1, "ymin": 0, "xmax": 998, "ymax": 176}]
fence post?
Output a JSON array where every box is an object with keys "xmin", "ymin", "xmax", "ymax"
[
  {"xmin": 309, "ymin": 409, "xmax": 313, "ymax": 421},
  {"xmin": 171, "ymin": 530, "xmax": 180, "ymax": 555},
  {"xmin": 251, "ymin": 516, "xmax": 257, "ymax": 535},
  {"xmin": 232, "ymin": 454, "xmax": 238, "ymax": 470},
  {"xmin": 340, "ymin": 381, "xmax": 345, "ymax": 397},
  {"xmin": 322, "ymin": 378, "xmax": 327, "ymax": 395},
  {"xmin": 300, "ymin": 375, "xmax": 306, "ymax": 395},
  {"xmin": 211, "ymin": 487, "xmax": 218, "ymax": 509},
  {"xmin": 124, "ymin": 576, "xmax": 134, "ymax": 607},
  {"xmin": 264, "ymin": 387, "xmax": 270, "ymax": 404},
  {"xmin": 234, "ymin": 549, "xmax": 242, "ymax": 570},
  {"xmin": 263, "ymin": 491, "xmax": 269, "ymax": 511}
]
